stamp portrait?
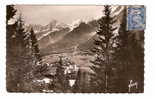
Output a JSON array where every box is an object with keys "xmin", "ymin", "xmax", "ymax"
[{"xmin": 127, "ymin": 6, "xmax": 146, "ymax": 30}]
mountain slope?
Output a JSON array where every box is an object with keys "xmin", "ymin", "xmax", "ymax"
[
  {"xmin": 38, "ymin": 27, "xmax": 70, "ymax": 49},
  {"xmin": 41, "ymin": 20, "xmax": 98, "ymax": 55}
]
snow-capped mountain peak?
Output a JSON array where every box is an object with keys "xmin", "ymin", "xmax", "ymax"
[
  {"xmin": 46, "ymin": 20, "xmax": 69, "ymax": 31},
  {"xmin": 69, "ymin": 19, "xmax": 83, "ymax": 31}
]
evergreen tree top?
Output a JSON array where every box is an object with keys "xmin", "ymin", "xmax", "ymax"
[{"xmin": 6, "ymin": 5, "xmax": 17, "ymax": 22}]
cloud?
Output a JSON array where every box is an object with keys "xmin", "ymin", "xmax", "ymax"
[{"xmin": 15, "ymin": 5, "xmax": 104, "ymax": 25}]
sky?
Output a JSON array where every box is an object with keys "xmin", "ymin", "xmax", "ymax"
[{"xmin": 15, "ymin": 5, "xmax": 104, "ymax": 26}]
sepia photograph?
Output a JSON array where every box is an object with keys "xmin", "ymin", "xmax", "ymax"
[{"xmin": 6, "ymin": 5, "xmax": 145, "ymax": 93}]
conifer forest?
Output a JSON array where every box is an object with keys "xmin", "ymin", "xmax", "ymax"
[{"xmin": 6, "ymin": 5, "xmax": 144, "ymax": 93}]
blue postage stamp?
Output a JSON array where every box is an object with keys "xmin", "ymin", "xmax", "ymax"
[{"xmin": 127, "ymin": 6, "xmax": 146, "ymax": 30}]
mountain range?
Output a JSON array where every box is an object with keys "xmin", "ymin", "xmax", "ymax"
[
  {"xmin": 26, "ymin": 18, "xmax": 99, "ymax": 55},
  {"xmin": 27, "ymin": 7, "xmax": 143, "ymax": 56}
]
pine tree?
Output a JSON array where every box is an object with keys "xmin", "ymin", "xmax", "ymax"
[
  {"xmin": 16, "ymin": 14, "xmax": 27, "ymax": 52},
  {"xmin": 73, "ymin": 69, "xmax": 82, "ymax": 93},
  {"xmin": 90, "ymin": 5, "xmax": 117, "ymax": 93},
  {"xmin": 73, "ymin": 69, "xmax": 90, "ymax": 93},
  {"xmin": 114, "ymin": 7, "xmax": 144, "ymax": 92},
  {"xmin": 27, "ymin": 28, "xmax": 44, "ymax": 81},
  {"xmin": 53, "ymin": 56, "xmax": 70, "ymax": 92},
  {"xmin": 6, "ymin": 5, "xmax": 18, "ymax": 56},
  {"xmin": 15, "ymin": 14, "xmax": 31, "ymax": 92},
  {"xmin": 6, "ymin": 7, "xmax": 42, "ymax": 92},
  {"xmin": 29, "ymin": 28, "xmax": 42, "ymax": 62},
  {"xmin": 6, "ymin": 5, "xmax": 17, "ymax": 56},
  {"xmin": 6, "ymin": 11, "xmax": 29, "ymax": 92},
  {"xmin": 6, "ymin": 5, "xmax": 17, "ymax": 23},
  {"xmin": 113, "ymin": 7, "xmax": 130, "ymax": 92},
  {"xmin": 6, "ymin": 5, "xmax": 17, "ymax": 92}
]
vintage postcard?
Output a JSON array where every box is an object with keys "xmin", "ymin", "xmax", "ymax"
[{"xmin": 6, "ymin": 5, "xmax": 145, "ymax": 93}]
